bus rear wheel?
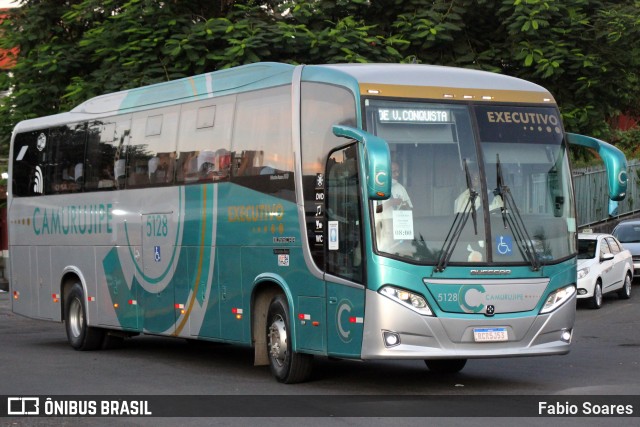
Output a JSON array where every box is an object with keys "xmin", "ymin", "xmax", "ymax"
[
  {"xmin": 65, "ymin": 282, "xmax": 104, "ymax": 351},
  {"xmin": 266, "ymin": 294, "xmax": 313, "ymax": 383},
  {"xmin": 425, "ymin": 359, "xmax": 467, "ymax": 374}
]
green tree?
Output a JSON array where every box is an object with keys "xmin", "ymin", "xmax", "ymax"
[
  {"xmin": 0, "ymin": 0, "xmax": 89, "ymax": 156},
  {"xmin": 1, "ymin": 0, "xmax": 639, "ymax": 160}
]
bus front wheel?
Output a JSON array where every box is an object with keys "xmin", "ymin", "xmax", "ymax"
[
  {"xmin": 425, "ymin": 359, "xmax": 467, "ymax": 374},
  {"xmin": 266, "ymin": 294, "xmax": 313, "ymax": 383},
  {"xmin": 64, "ymin": 282, "xmax": 104, "ymax": 351}
]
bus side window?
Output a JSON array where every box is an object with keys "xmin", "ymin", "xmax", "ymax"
[
  {"xmin": 126, "ymin": 155, "xmax": 150, "ymax": 188},
  {"xmin": 12, "ymin": 131, "xmax": 47, "ymax": 197},
  {"xmin": 49, "ymin": 123, "xmax": 86, "ymax": 194},
  {"xmin": 86, "ymin": 122, "xmax": 118, "ymax": 191},
  {"xmin": 230, "ymin": 86, "xmax": 294, "ymax": 201},
  {"xmin": 126, "ymin": 108, "xmax": 179, "ymax": 189},
  {"xmin": 176, "ymin": 98, "xmax": 233, "ymax": 185},
  {"xmin": 300, "ymin": 81, "xmax": 357, "ymax": 272},
  {"xmin": 176, "ymin": 151, "xmax": 199, "ymax": 183}
]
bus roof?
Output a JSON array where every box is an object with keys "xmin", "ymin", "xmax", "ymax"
[
  {"xmin": 13, "ymin": 62, "xmax": 555, "ymax": 133},
  {"xmin": 306, "ymin": 63, "xmax": 555, "ymax": 104}
]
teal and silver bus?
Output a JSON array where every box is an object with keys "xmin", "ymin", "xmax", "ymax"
[{"xmin": 8, "ymin": 62, "xmax": 627, "ymax": 383}]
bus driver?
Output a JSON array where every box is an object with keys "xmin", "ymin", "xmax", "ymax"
[{"xmin": 378, "ymin": 161, "xmax": 413, "ymax": 214}]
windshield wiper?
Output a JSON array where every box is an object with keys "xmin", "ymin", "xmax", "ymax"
[
  {"xmin": 495, "ymin": 155, "xmax": 541, "ymax": 271},
  {"xmin": 435, "ymin": 159, "xmax": 478, "ymax": 272}
]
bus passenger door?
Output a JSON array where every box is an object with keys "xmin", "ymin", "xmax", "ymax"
[{"xmin": 324, "ymin": 145, "xmax": 366, "ymax": 357}]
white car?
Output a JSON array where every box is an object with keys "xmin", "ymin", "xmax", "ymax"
[{"xmin": 577, "ymin": 232, "xmax": 633, "ymax": 309}]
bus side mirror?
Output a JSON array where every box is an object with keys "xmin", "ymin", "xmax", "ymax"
[
  {"xmin": 332, "ymin": 125, "xmax": 391, "ymax": 200},
  {"xmin": 566, "ymin": 133, "xmax": 628, "ymax": 201}
]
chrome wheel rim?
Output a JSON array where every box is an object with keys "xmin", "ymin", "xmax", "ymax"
[
  {"xmin": 68, "ymin": 297, "xmax": 83, "ymax": 338},
  {"xmin": 268, "ymin": 314, "xmax": 287, "ymax": 367}
]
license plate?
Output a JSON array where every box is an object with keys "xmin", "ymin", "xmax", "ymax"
[{"xmin": 473, "ymin": 327, "xmax": 508, "ymax": 342}]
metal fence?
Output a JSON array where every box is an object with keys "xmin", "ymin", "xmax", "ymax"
[{"xmin": 573, "ymin": 159, "xmax": 640, "ymax": 227}]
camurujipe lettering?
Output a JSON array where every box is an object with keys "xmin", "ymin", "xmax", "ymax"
[
  {"xmin": 228, "ymin": 203, "xmax": 284, "ymax": 223},
  {"xmin": 486, "ymin": 293, "xmax": 524, "ymax": 301},
  {"xmin": 33, "ymin": 204, "xmax": 113, "ymax": 236}
]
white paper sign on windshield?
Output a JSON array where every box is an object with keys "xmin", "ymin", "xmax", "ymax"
[{"xmin": 392, "ymin": 210, "xmax": 414, "ymax": 240}]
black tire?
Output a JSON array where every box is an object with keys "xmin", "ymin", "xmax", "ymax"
[
  {"xmin": 64, "ymin": 282, "xmax": 104, "ymax": 350},
  {"xmin": 266, "ymin": 294, "xmax": 313, "ymax": 383},
  {"xmin": 618, "ymin": 273, "xmax": 632, "ymax": 300},
  {"xmin": 588, "ymin": 280, "xmax": 603, "ymax": 309},
  {"xmin": 425, "ymin": 359, "xmax": 467, "ymax": 374}
]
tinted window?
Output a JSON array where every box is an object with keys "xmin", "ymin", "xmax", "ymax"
[
  {"xmin": 85, "ymin": 120, "xmax": 124, "ymax": 191},
  {"xmin": 127, "ymin": 107, "xmax": 179, "ymax": 188},
  {"xmin": 48, "ymin": 123, "xmax": 86, "ymax": 194},
  {"xmin": 176, "ymin": 97, "xmax": 234, "ymax": 185},
  {"xmin": 11, "ymin": 88, "xmax": 295, "ymax": 197},
  {"xmin": 12, "ymin": 131, "xmax": 48, "ymax": 197},
  {"xmin": 12, "ymin": 125, "xmax": 86, "ymax": 196},
  {"xmin": 231, "ymin": 85, "xmax": 294, "ymax": 201},
  {"xmin": 326, "ymin": 144, "xmax": 363, "ymax": 283},
  {"xmin": 613, "ymin": 223, "xmax": 640, "ymax": 243},
  {"xmin": 300, "ymin": 82, "xmax": 356, "ymax": 269},
  {"xmin": 606, "ymin": 237, "xmax": 621, "ymax": 254},
  {"xmin": 577, "ymin": 239, "xmax": 596, "ymax": 259}
]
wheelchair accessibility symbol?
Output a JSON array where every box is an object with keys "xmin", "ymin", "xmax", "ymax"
[
  {"xmin": 495, "ymin": 235, "xmax": 513, "ymax": 256},
  {"xmin": 154, "ymin": 246, "xmax": 161, "ymax": 262}
]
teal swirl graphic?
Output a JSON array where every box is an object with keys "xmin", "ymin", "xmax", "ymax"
[{"xmin": 102, "ymin": 185, "xmax": 214, "ymax": 334}]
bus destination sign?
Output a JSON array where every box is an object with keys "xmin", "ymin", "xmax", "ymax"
[{"xmin": 378, "ymin": 108, "xmax": 450, "ymax": 123}]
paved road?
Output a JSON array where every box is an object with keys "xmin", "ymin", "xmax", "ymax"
[{"xmin": 0, "ymin": 289, "xmax": 639, "ymax": 426}]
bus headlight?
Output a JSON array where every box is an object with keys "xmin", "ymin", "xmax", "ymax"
[
  {"xmin": 577, "ymin": 267, "xmax": 589, "ymax": 280},
  {"xmin": 380, "ymin": 286, "xmax": 433, "ymax": 316},
  {"xmin": 540, "ymin": 285, "xmax": 576, "ymax": 314}
]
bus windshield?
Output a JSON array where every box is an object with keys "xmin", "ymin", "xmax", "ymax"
[{"xmin": 365, "ymin": 99, "xmax": 576, "ymax": 267}]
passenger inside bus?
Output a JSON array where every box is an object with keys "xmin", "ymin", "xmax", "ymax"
[
  {"xmin": 98, "ymin": 163, "xmax": 115, "ymax": 189},
  {"xmin": 374, "ymin": 160, "xmax": 414, "ymax": 254},
  {"xmin": 453, "ymin": 168, "xmax": 503, "ymax": 213},
  {"xmin": 177, "ymin": 151, "xmax": 199, "ymax": 183},
  {"xmin": 148, "ymin": 152, "xmax": 175, "ymax": 185},
  {"xmin": 235, "ymin": 150, "xmax": 264, "ymax": 176},
  {"xmin": 74, "ymin": 163, "xmax": 83, "ymax": 183},
  {"xmin": 197, "ymin": 150, "xmax": 216, "ymax": 181},
  {"xmin": 114, "ymin": 159, "xmax": 126, "ymax": 189},
  {"xmin": 376, "ymin": 161, "xmax": 413, "ymax": 215}
]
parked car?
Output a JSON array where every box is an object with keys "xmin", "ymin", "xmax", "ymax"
[
  {"xmin": 577, "ymin": 232, "xmax": 633, "ymax": 309},
  {"xmin": 612, "ymin": 219, "xmax": 640, "ymax": 277}
]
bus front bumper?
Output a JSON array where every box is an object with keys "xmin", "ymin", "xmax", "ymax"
[{"xmin": 361, "ymin": 288, "xmax": 575, "ymax": 359}]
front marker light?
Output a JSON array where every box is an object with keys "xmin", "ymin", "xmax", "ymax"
[
  {"xmin": 380, "ymin": 286, "xmax": 434, "ymax": 316},
  {"xmin": 577, "ymin": 267, "xmax": 589, "ymax": 280},
  {"xmin": 540, "ymin": 285, "xmax": 576, "ymax": 314}
]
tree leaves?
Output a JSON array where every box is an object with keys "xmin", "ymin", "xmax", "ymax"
[{"xmin": 0, "ymin": 0, "xmax": 639, "ymax": 159}]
